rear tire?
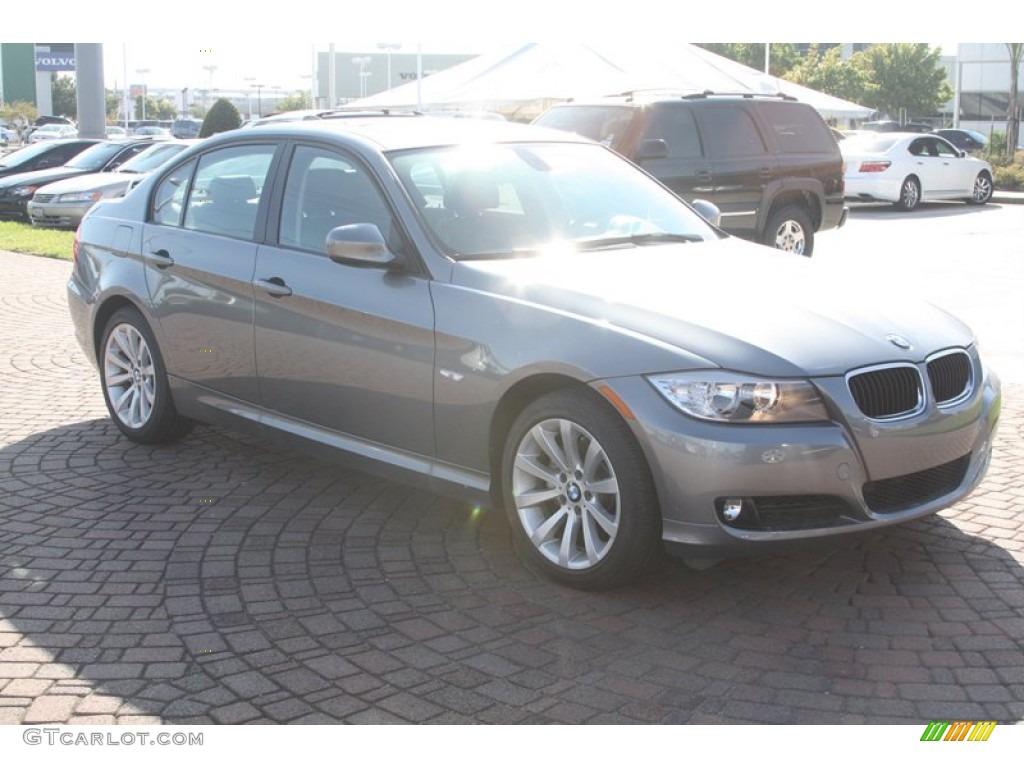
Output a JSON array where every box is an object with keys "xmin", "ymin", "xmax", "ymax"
[
  {"xmin": 895, "ymin": 176, "xmax": 921, "ymax": 211},
  {"xmin": 99, "ymin": 307, "xmax": 192, "ymax": 444},
  {"xmin": 763, "ymin": 205, "xmax": 814, "ymax": 257},
  {"xmin": 500, "ymin": 389, "xmax": 660, "ymax": 590}
]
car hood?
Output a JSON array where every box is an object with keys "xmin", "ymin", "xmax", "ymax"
[
  {"xmin": 449, "ymin": 238, "xmax": 974, "ymax": 378},
  {"xmin": 0, "ymin": 167, "xmax": 87, "ymax": 189},
  {"xmin": 35, "ymin": 171, "xmax": 133, "ymax": 195}
]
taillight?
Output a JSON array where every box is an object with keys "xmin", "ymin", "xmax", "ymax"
[{"xmin": 858, "ymin": 161, "xmax": 892, "ymax": 173}]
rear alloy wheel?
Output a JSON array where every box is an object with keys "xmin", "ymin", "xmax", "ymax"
[
  {"xmin": 100, "ymin": 307, "xmax": 192, "ymax": 444},
  {"xmin": 895, "ymin": 176, "xmax": 921, "ymax": 211},
  {"xmin": 966, "ymin": 171, "xmax": 993, "ymax": 205},
  {"xmin": 501, "ymin": 389, "xmax": 660, "ymax": 589},
  {"xmin": 763, "ymin": 205, "xmax": 814, "ymax": 257}
]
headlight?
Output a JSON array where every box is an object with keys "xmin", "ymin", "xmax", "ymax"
[
  {"xmin": 11, "ymin": 185, "xmax": 39, "ymax": 198},
  {"xmin": 57, "ymin": 191, "xmax": 103, "ymax": 203},
  {"xmin": 647, "ymin": 370, "xmax": 829, "ymax": 423}
]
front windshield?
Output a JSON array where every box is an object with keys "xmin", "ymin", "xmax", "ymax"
[
  {"xmin": 118, "ymin": 143, "xmax": 187, "ymax": 173},
  {"xmin": 389, "ymin": 142, "xmax": 718, "ymax": 259},
  {"xmin": 0, "ymin": 141, "xmax": 60, "ymax": 167},
  {"xmin": 65, "ymin": 142, "xmax": 126, "ymax": 171}
]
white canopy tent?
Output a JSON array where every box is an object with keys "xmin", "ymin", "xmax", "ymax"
[{"xmin": 350, "ymin": 43, "xmax": 873, "ymax": 122}]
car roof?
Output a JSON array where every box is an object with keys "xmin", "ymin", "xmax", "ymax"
[{"xmin": 225, "ymin": 116, "xmax": 590, "ymax": 152}]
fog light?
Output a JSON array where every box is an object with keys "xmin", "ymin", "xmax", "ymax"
[{"xmin": 722, "ymin": 498, "xmax": 744, "ymax": 522}]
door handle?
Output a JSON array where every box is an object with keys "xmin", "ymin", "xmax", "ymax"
[
  {"xmin": 146, "ymin": 249, "xmax": 174, "ymax": 268},
  {"xmin": 759, "ymin": 167, "xmax": 773, "ymax": 180},
  {"xmin": 695, "ymin": 170, "xmax": 712, "ymax": 183},
  {"xmin": 254, "ymin": 277, "xmax": 293, "ymax": 297}
]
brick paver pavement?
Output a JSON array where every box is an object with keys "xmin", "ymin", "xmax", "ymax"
[{"xmin": 1, "ymin": 249, "xmax": 1021, "ymax": 724}]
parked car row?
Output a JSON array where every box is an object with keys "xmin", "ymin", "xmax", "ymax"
[{"xmin": 0, "ymin": 137, "xmax": 195, "ymax": 228}]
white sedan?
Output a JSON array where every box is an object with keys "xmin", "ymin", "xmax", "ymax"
[{"xmin": 842, "ymin": 132, "xmax": 994, "ymax": 210}]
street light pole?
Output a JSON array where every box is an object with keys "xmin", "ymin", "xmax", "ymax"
[
  {"xmin": 352, "ymin": 57, "xmax": 371, "ymax": 99},
  {"xmin": 136, "ymin": 68, "xmax": 149, "ymax": 120},
  {"xmin": 202, "ymin": 64, "xmax": 217, "ymax": 108},
  {"xmin": 377, "ymin": 43, "xmax": 401, "ymax": 90}
]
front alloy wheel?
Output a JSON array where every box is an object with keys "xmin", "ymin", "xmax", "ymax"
[
  {"xmin": 967, "ymin": 172, "xmax": 993, "ymax": 205},
  {"xmin": 502, "ymin": 390, "xmax": 659, "ymax": 589}
]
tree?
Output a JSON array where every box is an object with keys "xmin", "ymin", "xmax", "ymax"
[
  {"xmin": 850, "ymin": 44, "xmax": 952, "ymax": 119},
  {"xmin": 51, "ymin": 75, "xmax": 77, "ymax": 119},
  {"xmin": 1007, "ymin": 44, "xmax": 1022, "ymax": 156},
  {"xmin": 0, "ymin": 100, "xmax": 38, "ymax": 127},
  {"xmin": 697, "ymin": 44, "xmax": 800, "ymax": 78},
  {"xmin": 134, "ymin": 95, "xmax": 178, "ymax": 121},
  {"xmin": 272, "ymin": 92, "xmax": 310, "ymax": 113},
  {"xmin": 200, "ymin": 97, "xmax": 242, "ymax": 137},
  {"xmin": 105, "ymin": 90, "xmax": 123, "ymax": 122},
  {"xmin": 784, "ymin": 44, "xmax": 868, "ymax": 105}
]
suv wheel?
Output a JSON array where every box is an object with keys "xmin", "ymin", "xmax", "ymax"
[{"xmin": 763, "ymin": 205, "xmax": 814, "ymax": 257}]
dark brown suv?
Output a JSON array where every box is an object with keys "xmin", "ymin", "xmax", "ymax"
[{"xmin": 534, "ymin": 93, "xmax": 848, "ymax": 256}]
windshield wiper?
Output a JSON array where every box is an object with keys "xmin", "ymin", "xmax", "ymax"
[{"xmin": 575, "ymin": 232, "xmax": 704, "ymax": 250}]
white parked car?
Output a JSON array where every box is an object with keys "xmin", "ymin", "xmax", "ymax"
[
  {"xmin": 28, "ymin": 124, "xmax": 78, "ymax": 143},
  {"xmin": 842, "ymin": 133, "xmax": 994, "ymax": 210}
]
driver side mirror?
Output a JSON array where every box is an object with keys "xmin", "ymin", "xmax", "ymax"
[
  {"xmin": 636, "ymin": 139, "xmax": 669, "ymax": 161},
  {"xmin": 326, "ymin": 223, "xmax": 398, "ymax": 268}
]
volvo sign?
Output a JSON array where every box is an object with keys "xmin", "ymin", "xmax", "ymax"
[{"xmin": 35, "ymin": 44, "xmax": 75, "ymax": 72}]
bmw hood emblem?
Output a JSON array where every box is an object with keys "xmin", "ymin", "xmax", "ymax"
[{"xmin": 886, "ymin": 334, "xmax": 913, "ymax": 350}]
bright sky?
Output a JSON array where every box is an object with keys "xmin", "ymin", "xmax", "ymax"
[{"xmin": 4, "ymin": 1, "xmax": 985, "ymax": 96}]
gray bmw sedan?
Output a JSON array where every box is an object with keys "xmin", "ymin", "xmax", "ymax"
[{"xmin": 67, "ymin": 117, "xmax": 1001, "ymax": 589}]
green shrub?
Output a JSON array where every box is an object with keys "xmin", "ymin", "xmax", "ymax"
[
  {"xmin": 199, "ymin": 98, "xmax": 242, "ymax": 138},
  {"xmin": 993, "ymin": 162, "xmax": 1024, "ymax": 191}
]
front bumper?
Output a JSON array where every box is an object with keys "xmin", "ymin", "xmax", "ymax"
[
  {"xmin": 0, "ymin": 197, "xmax": 31, "ymax": 220},
  {"xmin": 599, "ymin": 355, "xmax": 1000, "ymax": 558},
  {"xmin": 29, "ymin": 200, "xmax": 93, "ymax": 229}
]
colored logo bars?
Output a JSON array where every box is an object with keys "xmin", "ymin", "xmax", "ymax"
[{"xmin": 920, "ymin": 721, "xmax": 997, "ymax": 742}]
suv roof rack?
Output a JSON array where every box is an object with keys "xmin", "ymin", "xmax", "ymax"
[{"xmin": 601, "ymin": 89, "xmax": 798, "ymax": 104}]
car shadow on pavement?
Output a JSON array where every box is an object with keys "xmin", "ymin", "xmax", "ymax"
[
  {"xmin": 1, "ymin": 411, "xmax": 1022, "ymax": 725},
  {"xmin": 847, "ymin": 202, "xmax": 1007, "ymax": 221}
]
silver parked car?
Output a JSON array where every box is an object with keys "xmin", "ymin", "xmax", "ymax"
[
  {"xmin": 67, "ymin": 118, "xmax": 1001, "ymax": 589},
  {"xmin": 30, "ymin": 140, "xmax": 196, "ymax": 228}
]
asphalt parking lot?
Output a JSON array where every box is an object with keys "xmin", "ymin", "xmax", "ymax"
[{"xmin": 1, "ymin": 204, "xmax": 1023, "ymax": 725}]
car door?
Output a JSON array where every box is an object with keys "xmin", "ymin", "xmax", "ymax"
[
  {"xmin": 142, "ymin": 142, "xmax": 279, "ymax": 404},
  {"xmin": 694, "ymin": 104, "xmax": 776, "ymax": 239},
  {"xmin": 905, "ymin": 136, "xmax": 950, "ymax": 197},
  {"xmin": 932, "ymin": 136, "xmax": 976, "ymax": 194},
  {"xmin": 252, "ymin": 143, "xmax": 436, "ymax": 458}
]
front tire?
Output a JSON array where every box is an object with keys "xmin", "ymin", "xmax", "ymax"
[
  {"xmin": 763, "ymin": 205, "xmax": 814, "ymax": 257},
  {"xmin": 99, "ymin": 307, "xmax": 192, "ymax": 444},
  {"xmin": 895, "ymin": 176, "xmax": 921, "ymax": 210},
  {"xmin": 501, "ymin": 389, "xmax": 660, "ymax": 590},
  {"xmin": 966, "ymin": 171, "xmax": 993, "ymax": 205}
]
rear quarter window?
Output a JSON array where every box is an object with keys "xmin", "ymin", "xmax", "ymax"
[{"xmin": 759, "ymin": 102, "xmax": 837, "ymax": 154}]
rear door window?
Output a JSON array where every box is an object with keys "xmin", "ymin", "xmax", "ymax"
[
  {"xmin": 700, "ymin": 106, "xmax": 767, "ymax": 158},
  {"xmin": 182, "ymin": 145, "xmax": 276, "ymax": 240}
]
